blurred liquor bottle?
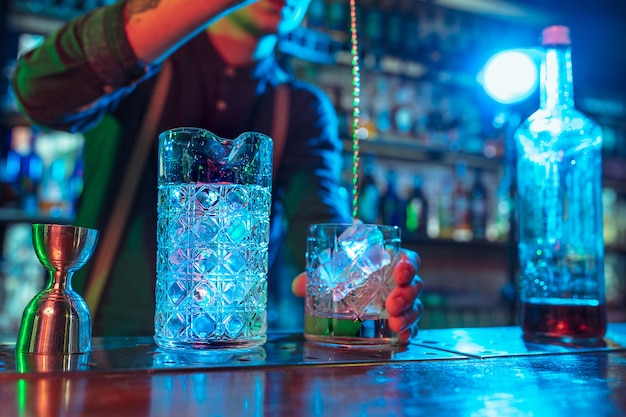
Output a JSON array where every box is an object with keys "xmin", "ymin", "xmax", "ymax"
[
  {"xmin": 35, "ymin": 130, "xmax": 85, "ymax": 219},
  {"xmin": 421, "ymin": 6, "xmax": 443, "ymax": 68},
  {"xmin": 326, "ymin": 0, "xmax": 347, "ymax": 32},
  {"xmin": 357, "ymin": 77, "xmax": 378, "ymax": 140},
  {"xmin": 363, "ymin": 0, "xmax": 384, "ymax": 50},
  {"xmin": 391, "ymin": 82, "xmax": 416, "ymax": 137},
  {"xmin": 356, "ymin": 156, "xmax": 381, "ymax": 224},
  {"xmin": 339, "ymin": 153, "xmax": 354, "ymax": 215},
  {"xmin": 0, "ymin": 130, "xmax": 20, "ymax": 208},
  {"xmin": 383, "ymin": 0, "xmax": 403, "ymax": 56},
  {"xmin": 437, "ymin": 173, "xmax": 454, "ymax": 239},
  {"xmin": 372, "ymin": 76, "xmax": 393, "ymax": 136},
  {"xmin": 451, "ymin": 162, "xmax": 471, "ymax": 241},
  {"xmin": 405, "ymin": 174, "xmax": 429, "ymax": 237},
  {"xmin": 379, "ymin": 169, "xmax": 405, "ymax": 227},
  {"xmin": 602, "ymin": 188, "xmax": 618, "ymax": 247},
  {"xmin": 469, "ymin": 168, "xmax": 488, "ymax": 240},
  {"xmin": 11, "ymin": 126, "xmax": 42, "ymax": 215},
  {"xmin": 399, "ymin": 0, "xmax": 420, "ymax": 57},
  {"xmin": 494, "ymin": 168, "xmax": 513, "ymax": 242},
  {"xmin": 306, "ymin": 0, "xmax": 326, "ymax": 29}
]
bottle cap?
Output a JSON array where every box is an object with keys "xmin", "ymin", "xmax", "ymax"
[{"xmin": 542, "ymin": 25, "xmax": 571, "ymax": 46}]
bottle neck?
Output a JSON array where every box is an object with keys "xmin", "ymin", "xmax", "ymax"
[{"xmin": 540, "ymin": 45, "xmax": 575, "ymax": 111}]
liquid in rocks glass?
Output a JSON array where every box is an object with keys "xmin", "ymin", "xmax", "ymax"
[
  {"xmin": 155, "ymin": 127, "xmax": 272, "ymax": 351},
  {"xmin": 304, "ymin": 223, "xmax": 401, "ymax": 346}
]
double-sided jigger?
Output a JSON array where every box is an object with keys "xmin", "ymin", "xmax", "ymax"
[{"xmin": 16, "ymin": 224, "xmax": 99, "ymax": 355}]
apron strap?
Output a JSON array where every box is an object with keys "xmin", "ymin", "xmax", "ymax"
[
  {"xmin": 84, "ymin": 59, "xmax": 173, "ymax": 317},
  {"xmin": 271, "ymin": 83, "xmax": 290, "ymax": 172}
]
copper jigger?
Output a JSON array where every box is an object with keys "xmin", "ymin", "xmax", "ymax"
[{"xmin": 16, "ymin": 224, "xmax": 99, "ymax": 355}]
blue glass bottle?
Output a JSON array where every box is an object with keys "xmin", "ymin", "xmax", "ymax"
[{"xmin": 514, "ymin": 26, "xmax": 606, "ymax": 343}]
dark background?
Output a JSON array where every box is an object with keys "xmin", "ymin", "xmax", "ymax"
[{"xmin": 525, "ymin": 0, "xmax": 626, "ymax": 101}]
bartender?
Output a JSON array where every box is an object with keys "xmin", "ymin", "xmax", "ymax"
[{"xmin": 11, "ymin": 0, "xmax": 423, "ymax": 341}]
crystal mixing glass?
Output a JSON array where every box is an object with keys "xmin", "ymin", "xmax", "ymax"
[{"xmin": 155, "ymin": 127, "xmax": 273, "ymax": 351}]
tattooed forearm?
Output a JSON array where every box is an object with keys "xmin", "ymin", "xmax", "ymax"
[{"xmin": 123, "ymin": 0, "xmax": 162, "ymax": 23}]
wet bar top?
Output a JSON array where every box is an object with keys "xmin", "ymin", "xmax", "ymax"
[{"xmin": 1, "ymin": 324, "xmax": 626, "ymax": 416}]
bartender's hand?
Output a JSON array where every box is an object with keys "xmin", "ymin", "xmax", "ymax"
[{"xmin": 291, "ymin": 249, "xmax": 424, "ymax": 344}]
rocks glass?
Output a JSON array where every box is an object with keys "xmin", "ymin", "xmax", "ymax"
[
  {"xmin": 155, "ymin": 127, "xmax": 273, "ymax": 351},
  {"xmin": 304, "ymin": 223, "xmax": 401, "ymax": 347}
]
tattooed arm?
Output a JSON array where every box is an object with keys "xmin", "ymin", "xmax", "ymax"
[
  {"xmin": 11, "ymin": 0, "xmax": 256, "ymax": 130},
  {"xmin": 124, "ymin": 0, "xmax": 257, "ymax": 63}
]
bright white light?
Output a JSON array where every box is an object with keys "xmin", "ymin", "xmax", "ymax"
[{"xmin": 481, "ymin": 50, "xmax": 538, "ymax": 104}]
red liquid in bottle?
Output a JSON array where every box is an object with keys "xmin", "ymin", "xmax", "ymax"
[{"xmin": 521, "ymin": 301, "xmax": 607, "ymax": 342}]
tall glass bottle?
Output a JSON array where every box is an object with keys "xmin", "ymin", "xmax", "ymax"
[{"xmin": 514, "ymin": 26, "xmax": 606, "ymax": 343}]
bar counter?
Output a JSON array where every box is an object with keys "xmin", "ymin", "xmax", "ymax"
[{"xmin": 1, "ymin": 324, "xmax": 626, "ymax": 416}]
